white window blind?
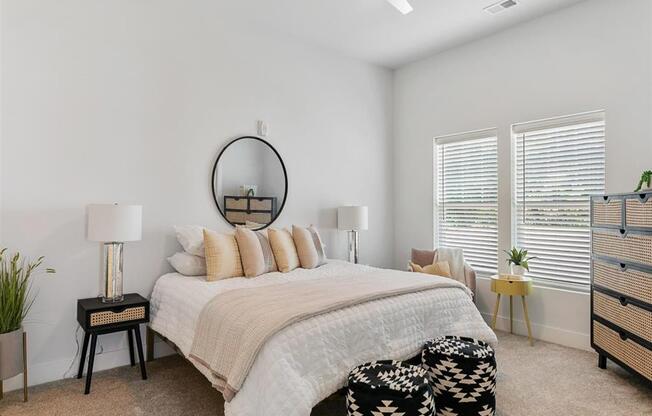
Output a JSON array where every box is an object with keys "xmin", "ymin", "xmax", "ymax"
[
  {"xmin": 435, "ymin": 132, "xmax": 498, "ymax": 273},
  {"xmin": 514, "ymin": 112, "xmax": 606, "ymax": 286}
]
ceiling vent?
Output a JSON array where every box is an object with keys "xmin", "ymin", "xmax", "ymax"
[{"xmin": 484, "ymin": 0, "xmax": 518, "ymax": 15}]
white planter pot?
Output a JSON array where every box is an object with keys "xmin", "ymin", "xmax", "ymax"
[
  {"xmin": 511, "ymin": 265, "xmax": 527, "ymax": 276},
  {"xmin": 0, "ymin": 328, "xmax": 24, "ymax": 380}
]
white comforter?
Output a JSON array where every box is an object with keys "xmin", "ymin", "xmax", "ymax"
[{"xmin": 149, "ymin": 260, "xmax": 497, "ymax": 416}]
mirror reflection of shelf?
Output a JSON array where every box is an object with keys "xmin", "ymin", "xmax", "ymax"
[{"xmin": 223, "ymin": 195, "xmax": 278, "ymax": 227}]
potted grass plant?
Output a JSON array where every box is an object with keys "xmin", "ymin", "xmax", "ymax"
[
  {"xmin": 0, "ymin": 249, "xmax": 54, "ymax": 384},
  {"xmin": 634, "ymin": 170, "xmax": 652, "ymax": 192},
  {"xmin": 504, "ymin": 247, "xmax": 536, "ymax": 276}
]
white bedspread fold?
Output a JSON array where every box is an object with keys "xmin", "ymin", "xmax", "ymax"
[{"xmin": 189, "ymin": 270, "xmax": 465, "ymax": 401}]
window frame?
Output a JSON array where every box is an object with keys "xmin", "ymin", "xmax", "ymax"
[
  {"xmin": 510, "ymin": 110, "xmax": 606, "ymax": 290},
  {"xmin": 433, "ymin": 128, "xmax": 499, "ymax": 275}
]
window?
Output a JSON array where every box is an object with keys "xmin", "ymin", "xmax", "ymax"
[
  {"xmin": 514, "ymin": 111, "xmax": 606, "ymax": 286},
  {"xmin": 435, "ymin": 130, "xmax": 498, "ymax": 273}
]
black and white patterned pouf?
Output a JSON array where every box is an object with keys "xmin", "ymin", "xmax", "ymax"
[
  {"xmin": 422, "ymin": 336, "xmax": 497, "ymax": 416},
  {"xmin": 346, "ymin": 360, "xmax": 435, "ymax": 416}
]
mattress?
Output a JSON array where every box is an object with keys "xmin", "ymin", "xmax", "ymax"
[{"xmin": 149, "ymin": 260, "xmax": 497, "ymax": 416}]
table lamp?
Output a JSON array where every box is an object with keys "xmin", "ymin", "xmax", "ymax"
[
  {"xmin": 87, "ymin": 204, "xmax": 142, "ymax": 303},
  {"xmin": 338, "ymin": 206, "xmax": 368, "ymax": 264}
]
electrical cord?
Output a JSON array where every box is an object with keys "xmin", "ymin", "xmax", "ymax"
[
  {"xmin": 62, "ymin": 324, "xmax": 104, "ymax": 379},
  {"xmin": 62, "ymin": 325, "xmax": 81, "ymax": 379}
]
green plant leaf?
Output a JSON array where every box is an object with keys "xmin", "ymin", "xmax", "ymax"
[
  {"xmin": 635, "ymin": 170, "xmax": 652, "ymax": 192},
  {"xmin": 503, "ymin": 246, "xmax": 537, "ymax": 268},
  {"xmin": 0, "ymin": 249, "xmax": 54, "ymax": 334}
]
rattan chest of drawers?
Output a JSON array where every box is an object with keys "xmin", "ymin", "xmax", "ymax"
[
  {"xmin": 591, "ymin": 192, "xmax": 652, "ymax": 385},
  {"xmin": 223, "ymin": 195, "xmax": 278, "ymax": 226}
]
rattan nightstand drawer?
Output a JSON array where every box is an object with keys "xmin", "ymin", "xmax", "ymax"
[
  {"xmin": 593, "ymin": 321, "xmax": 652, "ymax": 381},
  {"xmin": 592, "ymin": 197, "xmax": 622, "ymax": 227},
  {"xmin": 89, "ymin": 306, "xmax": 146, "ymax": 327},
  {"xmin": 593, "ymin": 291, "xmax": 652, "ymax": 343}
]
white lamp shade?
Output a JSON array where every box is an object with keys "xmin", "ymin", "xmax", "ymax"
[
  {"xmin": 338, "ymin": 206, "xmax": 368, "ymax": 231},
  {"xmin": 87, "ymin": 204, "xmax": 142, "ymax": 242}
]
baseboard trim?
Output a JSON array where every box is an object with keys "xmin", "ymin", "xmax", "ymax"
[
  {"xmin": 2, "ymin": 340, "xmax": 176, "ymax": 393},
  {"xmin": 481, "ymin": 312, "xmax": 591, "ymax": 351},
  {"xmin": 4, "ymin": 317, "xmax": 591, "ymax": 392}
]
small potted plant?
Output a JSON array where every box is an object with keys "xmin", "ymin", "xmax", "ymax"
[
  {"xmin": 634, "ymin": 170, "xmax": 652, "ymax": 192},
  {"xmin": 0, "ymin": 249, "xmax": 54, "ymax": 389},
  {"xmin": 504, "ymin": 247, "xmax": 536, "ymax": 276}
]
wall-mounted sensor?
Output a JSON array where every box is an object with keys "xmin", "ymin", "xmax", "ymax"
[{"xmin": 257, "ymin": 120, "xmax": 269, "ymax": 137}]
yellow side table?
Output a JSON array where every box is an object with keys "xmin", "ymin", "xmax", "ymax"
[{"xmin": 490, "ymin": 275, "xmax": 534, "ymax": 345}]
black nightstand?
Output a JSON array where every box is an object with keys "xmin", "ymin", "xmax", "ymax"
[{"xmin": 76, "ymin": 294, "xmax": 149, "ymax": 394}]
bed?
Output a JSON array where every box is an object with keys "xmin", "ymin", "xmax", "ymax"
[{"xmin": 148, "ymin": 259, "xmax": 497, "ymax": 416}]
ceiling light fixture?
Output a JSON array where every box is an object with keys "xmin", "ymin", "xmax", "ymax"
[{"xmin": 386, "ymin": 0, "xmax": 413, "ymax": 15}]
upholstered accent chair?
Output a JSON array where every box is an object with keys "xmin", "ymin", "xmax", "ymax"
[{"xmin": 408, "ymin": 248, "xmax": 477, "ymax": 297}]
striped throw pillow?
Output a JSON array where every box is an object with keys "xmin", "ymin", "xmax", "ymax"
[
  {"xmin": 235, "ymin": 227, "xmax": 278, "ymax": 277},
  {"xmin": 292, "ymin": 225, "xmax": 327, "ymax": 269}
]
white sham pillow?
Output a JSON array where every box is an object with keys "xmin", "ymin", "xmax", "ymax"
[
  {"xmin": 174, "ymin": 225, "xmax": 205, "ymax": 257},
  {"xmin": 167, "ymin": 252, "xmax": 207, "ymax": 276}
]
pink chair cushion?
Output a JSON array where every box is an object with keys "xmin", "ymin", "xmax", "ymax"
[{"xmin": 411, "ymin": 249, "xmax": 436, "ymax": 267}]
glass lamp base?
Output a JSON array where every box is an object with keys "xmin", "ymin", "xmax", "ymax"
[
  {"xmin": 347, "ymin": 230, "xmax": 359, "ymax": 264},
  {"xmin": 101, "ymin": 295, "xmax": 125, "ymax": 304},
  {"xmin": 102, "ymin": 242, "xmax": 125, "ymax": 303}
]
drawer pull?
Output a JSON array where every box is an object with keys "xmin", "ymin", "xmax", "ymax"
[
  {"xmin": 619, "ymin": 263, "xmax": 627, "ymax": 271},
  {"xmin": 618, "ymin": 296, "xmax": 628, "ymax": 306},
  {"xmin": 619, "ymin": 229, "xmax": 626, "ymax": 236},
  {"xmin": 603, "ymin": 196, "xmax": 609, "ymax": 201},
  {"xmin": 618, "ymin": 331, "xmax": 628, "ymax": 341},
  {"xmin": 639, "ymin": 194, "xmax": 648, "ymax": 201}
]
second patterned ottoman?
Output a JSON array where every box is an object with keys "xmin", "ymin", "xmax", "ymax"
[
  {"xmin": 422, "ymin": 336, "xmax": 497, "ymax": 416},
  {"xmin": 346, "ymin": 360, "xmax": 435, "ymax": 416}
]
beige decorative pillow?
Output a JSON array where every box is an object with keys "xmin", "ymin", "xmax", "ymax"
[
  {"xmin": 203, "ymin": 229, "xmax": 243, "ymax": 281},
  {"xmin": 268, "ymin": 228, "xmax": 300, "ymax": 273},
  {"xmin": 292, "ymin": 225, "xmax": 326, "ymax": 269},
  {"xmin": 410, "ymin": 261, "xmax": 452, "ymax": 278},
  {"xmin": 235, "ymin": 227, "xmax": 277, "ymax": 277}
]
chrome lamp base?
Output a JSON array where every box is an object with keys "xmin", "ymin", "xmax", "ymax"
[
  {"xmin": 102, "ymin": 242, "xmax": 124, "ymax": 303},
  {"xmin": 347, "ymin": 230, "xmax": 360, "ymax": 264}
]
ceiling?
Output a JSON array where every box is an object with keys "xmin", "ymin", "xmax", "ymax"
[{"xmin": 217, "ymin": 0, "xmax": 586, "ymax": 68}]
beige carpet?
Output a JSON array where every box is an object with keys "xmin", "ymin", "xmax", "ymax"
[{"xmin": 1, "ymin": 332, "xmax": 650, "ymax": 416}]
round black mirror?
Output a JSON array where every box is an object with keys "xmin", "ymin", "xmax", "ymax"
[{"xmin": 211, "ymin": 136, "xmax": 288, "ymax": 230}]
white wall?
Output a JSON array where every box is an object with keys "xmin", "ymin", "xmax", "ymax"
[
  {"xmin": 394, "ymin": 0, "xmax": 652, "ymax": 350},
  {"xmin": 0, "ymin": 0, "xmax": 393, "ymax": 389}
]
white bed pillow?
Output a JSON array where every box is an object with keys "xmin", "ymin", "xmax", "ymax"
[
  {"xmin": 167, "ymin": 252, "xmax": 207, "ymax": 276},
  {"xmin": 174, "ymin": 225, "xmax": 205, "ymax": 257}
]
